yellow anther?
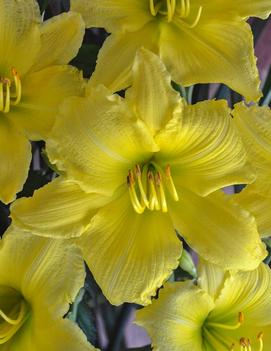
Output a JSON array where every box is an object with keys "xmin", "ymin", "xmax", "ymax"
[
  {"xmin": 127, "ymin": 172, "xmax": 145, "ymax": 214},
  {"xmin": 165, "ymin": 164, "xmax": 179, "ymax": 201},
  {"xmin": 207, "ymin": 312, "xmax": 244, "ymax": 330},
  {"xmin": 156, "ymin": 172, "xmax": 168, "ymax": 212},
  {"xmin": 135, "ymin": 165, "xmax": 149, "ymax": 207}
]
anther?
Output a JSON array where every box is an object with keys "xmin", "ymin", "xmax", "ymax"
[{"xmin": 156, "ymin": 172, "xmax": 168, "ymax": 212}]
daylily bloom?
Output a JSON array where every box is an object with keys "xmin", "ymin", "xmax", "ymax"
[
  {"xmin": 136, "ymin": 260, "xmax": 271, "ymax": 351},
  {"xmin": 233, "ymin": 103, "xmax": 271, "ymax": 238},
  {"xmin": 11, "ymin": 49, "xmax": 266, "ymax": 305},
  {"xmin": 0, "ymin": 225, "xmax": 95, "ymax": 351},
  {"xmin": 71, "ymin": 0, "xmax": 271, "ymax": 101},
  {"xmin": 0, "ymin": 0, "xmax": 85, "ymax": 204}
]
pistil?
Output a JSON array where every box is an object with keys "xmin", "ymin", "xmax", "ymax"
[{"xmin": 207, "ymin": 312, "xmax": 244, "ymax": 330}]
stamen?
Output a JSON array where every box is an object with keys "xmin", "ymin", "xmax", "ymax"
[
  {"xmin": 188, "ymin": 6, "xmax": 203, "ymax": 28},
  {"xmin": 135, "ymin": 165, "xmax": 149, "ymax": 207},
  {"xmin": 207, "ymin": 312, "xmax": 244, "ymax": 330},
  {"xmin": 0, "ymin": 81, "xmax": 3, "ymax": 111},
  {"xmin": 166, "ymin": 0, "xmax": 176, "ymax": 22},
  {"xmin": 149, "ymin": 0, "xmax": 157, "ymax": 16},
  {"xmin": 165, "ymin": 164, "xmax": 179, "ymax": 201},
  {"xmin": 257, "ymin": 332, "xmax": 263, "ymax": 351},
  {"xmin": 185, "ymin": 0, "xmax": 190, "ymax": 17},
  {"xmin": 156, "ymin": 172, "xmax": 168, "ymax": 212},
  {"xmin": 127, "ymin": 172, "xmax": 145, "ymax": 214},
  {"xmin": 3, "ymin": 79, "xmax": 11, "ymax": 113},
  {"xmin": 11, "ymin": 68, "xmax": 22, "ymax": 105},
  {"xmin": 148, "ymin": 171, "xmax": 160, "ymax": 211},
  {"xmin": 0, "ymin": 302, "xmax": 25, "ymax": 325}
]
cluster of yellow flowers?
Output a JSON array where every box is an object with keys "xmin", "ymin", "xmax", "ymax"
[{"xmin": 1, "ymin": 0, "xmax": 271, "ymax": 350}]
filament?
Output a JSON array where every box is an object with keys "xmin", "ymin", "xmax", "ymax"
[
  {"xmin": 0, "ymin": 68, "xmax": 22, "ymax": 113},
  {"xmin": 229, "ymin": 332, "xmax": 263, "ymax": 351},
  {"xmin": 207, "ymin": 312, "xmax": 244, "ymax": 330}
]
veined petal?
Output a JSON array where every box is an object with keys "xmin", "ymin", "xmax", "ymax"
[
  {"xmin": 0, "ymin": 118, "xmax": 31, "ymax": 204},
  {"xmin": 79, "ymin": 190, "xmax": 182, "ymax": 305},
  {"xmin": 0, "ymin": 0, "xmax": 41, "ymax": 76},
  {"xmin": 9, "ymin": 65, "xmax": 84, "ymax": 140},
  {"xmin": 235, "ymin": 188, "xmax": 271, "ymax": 238},
  {"xmin": 126, "ymin": 49, "xmax": 181, "ymax": 135},
  {"xmin": 233, "ymin": 103, "xmax": 271, "ymax": 196},
  {"xmin": 71, "ymin": 0, "xmax": 152, "ymax": 33},
  {"xmin": 136, "ymin": 281, "xmax": 214, "ymax": 351},
  {"xmin": 194, "ymin": 0, "xmax": 271, "ymax": 20},
  {"xmin": 0, "ymin": 226, "xmax": 85, "ymax": 319},
  {"xmin": 210, "ymin": 263, "xmax": 271, "ymax": 327},
  {"xmin": 31, "ymin": 12, "xmax": 85, "ymax": 72},
  {"xmin": 160, "ymin": 20, "xmax": 261, "ymax": 102},
  {"xmin": 47, "ymin": 85, "xmax": 158, "ymax": 196},
  {"xmin": 169, "ymin": 188, "xmax": 266, "ymax": 270},
  {"xmin": 89, "ymin": 22, "xmax": 159, "ymax": 93},
  {"xmin": 155, "ymin": 100, "xmax": 254, "ymax": 197},
  {"xmin": 198, "ymin": 259, "xmax": 229, "ymax": 301},
  {"xmin": 11, "ymin": 177, "xmax": 109, "ymax": 238}
]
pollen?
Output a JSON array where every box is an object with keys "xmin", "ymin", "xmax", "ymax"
[
  {"xmin": 0, "ymin": 68, "xmax": 22, "ymax": 114},
  {"xmin": 127, "ymin": 163, "xmax": 179, "ymax": 214},
  {"xmin": 149, "ymin": 0, "xmax": 202, "ymax": 27}
]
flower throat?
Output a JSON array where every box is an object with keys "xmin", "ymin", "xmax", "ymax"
[
  {"xmin": 127, "ymin": 163, "xmax": 179, "ymax": 214},
  {"xmin": 0, "ymin": 68, "xmax": 22, "ymax": 113},
  {"xmin": 149, "ymin": 0, "xmax": 202, "ymax": 26}
]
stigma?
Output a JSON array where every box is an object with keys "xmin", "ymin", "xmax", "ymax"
[
  {"xmin": 127, "ymin": 163, "xmax": 179, "ymax": 214},
  {"xmin": 230, "ymin": 332, "xmax": 264, "ymax": 351},
  {"xmin": 0, "ymin": 68, "xmax": 22, "ymax": 114},
  {"xmin": 149, "ymin": 0, "xmax": 202, "ymax": 27}
]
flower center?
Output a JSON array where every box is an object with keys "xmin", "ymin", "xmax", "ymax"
[
  {"xmin": 127, "ymin": 163, "xmax": 179, "ymax": 214},
  {"xmin": 0, "ymin": 287, "xmax": 30, "ymax": 344},
  {"xmin": 0, "ymin": 68, "xmax": 22, "ymax": 114},
  {"xmin": 230, "ymin": 333, "xmax": 264, "ymax": 351},
  {"xmin": 149, "ymin": 0, "xmax": 202, "ymax": 26}
]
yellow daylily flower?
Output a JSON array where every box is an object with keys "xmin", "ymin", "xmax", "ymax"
[
  {"xmin": 11, "ymin": 49, "xmax": 266, "ymax": 306},
  {"xmin": 0, "ymin": 0, "xmax": 85, "ymax": 204},
  {"xmin": 0, "ymin": 225, "xmax": 96, "ymax": 351},
  {"xmin": 71, "ymin": 0, "xmax": 271, "ymax": 101},
  {"xmin": 233, "ymin": 103, "xmax": 271, "ymax": 238},
  {"xmin": 136, "ymin": 260, "xmax": 271, "ymax": 351}
]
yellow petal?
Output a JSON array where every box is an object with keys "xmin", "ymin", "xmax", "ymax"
[
  {"xmin": 71, "ymin": 0, "xmax": 152, "ymax": 33},
  {"xmin": 0, "ymin": 226, "xmax": 85, "ymax": 319},
  {"xmin": 160, "ymin": 20, "xmax": 261, "ymax": 102},
  {"xmin": 79, "ymin": 190, "xmax": 182, "ymax": 305},
  {"xmin": 194, "ymin": 0, "xmax": 271, "ymax": 19},
  {"xmin": 136, "ymin": 281, "xmax": 214, "ymax": 351},
  {"xmin": 0, "ymin": 0, "xmax": 41, "ymax": 76},
  {"xmin": 210, "ymin": 263, "xmax": 271, "ymax": 327},
  {"xmin": 11, "ymin": 177, "xmax": 109, "ymax": 238},
  {"xmin": 9, "ymin": 65, "xmax": 84, "ymax": 140},
  {"xmin": 233, "ymin": 102, "xmax": 271, "ymax": 196},
  {"xmin": 0, "ymin": 118, "xmax": 31, "ymax": 204},
  {"xmin": 198, "ymin": 259, "xmax": 229, "ymax": 300},
  {"xmin": 235, "ymin": 188, "xmax": 271, "ymax": 238},
  {"xmin": 31, "ymin": 12, "xmax": 85, "ymax": 72},
  {"xmin": 47, "ymin": 85, "xmax": 158, "ymax": 196},
  {"xmin": 126, "ymin": 48, "xmax": 181, "ymax": 135},
  {"xmin": 169, "ymin": 188, "xmax": 266, "ymax": 270},
  {"xmin": 155, "ymin": 99, "xmax": 254, "ymax": 197},
  {"xmin": 0, "ymin": 227, "xmax": 94, "ymax": 351},
  {"xmin": 89, "ymin": 22, "xmax": 159, "ymax": 93}
]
